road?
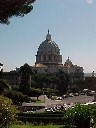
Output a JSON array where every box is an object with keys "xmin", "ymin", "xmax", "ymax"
[
  {"xmin": 45, "ymin": 95, "xmax": 94, "ymax": 107},
  {"xmin": 61, "ymin": 95, "xmax": 94, "ymax": 104},
  {"xmin": 36, "ymin": 95, "xmax": 95, "ymax": 113}
]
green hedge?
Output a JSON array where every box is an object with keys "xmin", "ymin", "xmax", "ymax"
[
  {"xmin": 18, "ymin": 112, "xmax": 64, "ymax": 117},
  {"xmin": 18, "ymin": 117, "xmax": 64, "ymax": 125},
  {"xmin": 17, "ymin": 112, "xmax": 65, "ymax": 125}
]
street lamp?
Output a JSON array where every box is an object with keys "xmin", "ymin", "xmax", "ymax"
[
  {"xmin": 43, "ymin": 90, "xmax": 45, "ymax": 103},
  {"xmin": 0, "ymin": 63, "xmax": 3, "ymax": 69},
  {"xmin": 0, "ymin": 63, "xmax": 3, "ymax": 79}
]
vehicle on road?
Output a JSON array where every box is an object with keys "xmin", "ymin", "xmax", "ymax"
[
  {"xmin": 74, "ymin": 93, "xmax": 79, "ymax": 96},
  {"xmin": 56, "ymin": 97, "xmax": 63, "ymax": 100},
  {"xmin": 69, "ymin": 93, "xmax": 74, "ymax": 97},
  {"xmin": 62, "ymin": 94, "xmax": 68, "ymax": 98},
  {"xmin": 86, "ymin": 90, "xmax": 95, "ymax": 96}
]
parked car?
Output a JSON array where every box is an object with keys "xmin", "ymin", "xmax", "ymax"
[
  {"xmin": 86, "ymin": 91, "xmax": 95, "ymax": 96},
  {"xmin": 80, "ymin": 91, "xmax": 85, "ymax": 95},
  {"xmin": 69, "ymin": 93, "xmax": 74, "ymax": 97},
  {"xmin": 74, "ymin": 93, "xmax": 79, "ymax": 96},
  {"xmin": 45, "ymin": 107, "xmax": 55, "ymax": 112},
  {"xmin": 56, "ymin": 97, "xmax": 63, "ymax": 100},
  {"xmin": 83, "ymin": 89, "xmax": 89, "ymax": 93},
  {"xmin": 23, "ymin": 110, "xmax": 34, "ymax": 113},
  {"xmin": 84, "ymin": 102, "xmax": 96, "ymax": 105},
  {"xmin": 62, "ymin": 94, "xmax": 68, "ymax": 98}
]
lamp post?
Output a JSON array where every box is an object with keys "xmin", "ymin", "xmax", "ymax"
[
  {"xmin": 0, "ymin": 63, "xmax": 3, "ymax": 79},
  {"xmin": 43, "ymin": 90, "xmax": 45, "ymax": 103}
]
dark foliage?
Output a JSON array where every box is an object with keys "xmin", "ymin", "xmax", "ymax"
[
  {"xmin": 0, "ymin": 0, "xmax": 36, "ymax": 24},
  {"xmin": 4, "ymin": 90, "xmax": 31, "ymax": 105},
  {"xmin": 19, "ymin": 63, "xmax": 32, "ymax": 86},
  {"xmin": 0, "ymin": 79, "xmax": 10, "ymax": 94},
  {"xmin": 32, "ymin": 71, "xmax": 70, "ymax": 95}
]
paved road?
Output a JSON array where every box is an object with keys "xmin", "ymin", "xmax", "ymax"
[
  {"xmin": 36, "ymin": 95, "xmax": 95, "ymax": 113},
  {"xmin": 45, "ymin": 95, "xmax": 94, "ymax": 107},
  {"xmin": 62, "ymin": 95, "xmax": 94, "ymax": 104}
]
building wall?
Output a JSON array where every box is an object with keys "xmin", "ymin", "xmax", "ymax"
[
  {"xmin": 2, "ymin": 64, "xmax": 84, "ymax": 86},
  {"xmin": 85, "ymin": 77, "xmax": 96, "ymax": 92},
  {"xmin": 2, "ymin": 71, "xmax": 19, "ymax": 85}
]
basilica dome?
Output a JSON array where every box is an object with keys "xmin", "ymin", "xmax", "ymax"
[{"xmin": 36, "ymin": 30, "xmax": 62, "ymax": 66}]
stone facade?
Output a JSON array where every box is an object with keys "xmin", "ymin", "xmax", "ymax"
[
  {"xmin": 1, "ymin": 30, "xmax": 84, "ymax": 85},
  {"xmin": 32, "ymin": 30, "xmax": 84, "ymax": 80},
  {"xmin": 2, "ymin": 71, "xmax": 19, "ymax": 85}
]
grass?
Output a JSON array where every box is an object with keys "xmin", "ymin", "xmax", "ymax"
[
  {"xmin": 10, "ymin": 125, "xmax": 63, "ymax": 128},
  {"xmin": 35, "ymin": 100, "xmax": 44, "ymax": 103},
  {"xmin": 30, "ymin": 100, "xmax": 44, "ymax": 103}
]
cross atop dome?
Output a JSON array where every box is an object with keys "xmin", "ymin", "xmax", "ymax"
[
  {"xmin": 46, "ymin": 29, "xmax": 51, "ymax": 41},
  {"xmin": 66, "ymin": 57, "xmax": 71, "ymax": 62},
  {"xmin": 48, "ymin": 29, "xmax": 49, "ymax": 34}
]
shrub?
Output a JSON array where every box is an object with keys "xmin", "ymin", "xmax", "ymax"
[
  {"xmin": 0, "ymin": 95, "xmax": 17, "ymax": 128},
  {"xmin": 63, "ymin": 103, "xmax": 94, "ymax": 128}
]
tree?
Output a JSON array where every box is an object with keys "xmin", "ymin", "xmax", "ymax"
[
  {"xmin": 0, "ymin": 95, "xmax": 17, "ymax": 128},
  {"xmin": 0, "ymin": 79, "xmax": 11, "ymax": 94},
  {"xmin": 28, "ymin": 87, "xmax": 43, "ymax": 100},
  {"xmin": 57, "ymin": 70, "xmax": 70, "ymax": 95},
  {"xmin": 35, "ymin": 88, "xmax": 43, "ymax": 100},
  {"xmin": 19, "ymin": 64, "xmax": 33, "ymax": 95},
  {"xmin": 73, "ymin": 79, "xmax": 85, "ymax": 91},
  {"xmin": 0, "ymin": 0, "xmax": 36, "ymax": 24},
  {"xmin": 5, "ymin": 90, "xmax": 31, "ymax": 105},
  {"xmin": 19, "ymin": 63, "xmax": 33, "ymax": 86}
]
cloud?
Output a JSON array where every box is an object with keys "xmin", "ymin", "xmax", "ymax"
[{"xmin": 86, "ymin": 0, "xmax": 93, "ymax": 4}]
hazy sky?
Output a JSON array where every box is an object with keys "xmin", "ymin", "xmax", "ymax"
[{"xmin": 0, "ymin": 0, "xmax": 96, "ymax": 73}]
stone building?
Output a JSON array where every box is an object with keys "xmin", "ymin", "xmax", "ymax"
[
  {"xmin": 32, "ymin": 30, "xmax": 84, "ymax": 80},
  {"xmin": 1, "ymin": 30, "xmax": 84, "ymax": 85},
  {"xmin": 85, "ymin": 72, "xmax": 96, "ymax": 92}
]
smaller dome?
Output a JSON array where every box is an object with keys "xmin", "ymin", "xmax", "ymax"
[
  {"xmin": 64, "ymin": 57, "xmax": 73, "ymax": 67},
  {"xmin": 66, "ymin": 57, "xmax": 71, "ymax": 63}
]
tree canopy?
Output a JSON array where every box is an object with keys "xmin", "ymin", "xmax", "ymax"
[
  {"xmin": 0, "ymin": 79, "xmax": 11, "ymax": 94},
  {"xmin": 0, "ymin": 0, "xmax": 36, "ymax": 24},
  {"xmin": 19, "ymin": 63, "xmax": 32, "ymax": 85}
]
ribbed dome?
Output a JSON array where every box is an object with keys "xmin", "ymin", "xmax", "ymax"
[
  {"xmin": 36, "ymin": 30, "xmax": 62, "ymax": 66},
  {"xmin": 38, "ymin": 30, "xmax": 60, "ymax": 54},
  {"xmin": 38, "ymin": 40, "xmax": 60, "ymax": 54}
]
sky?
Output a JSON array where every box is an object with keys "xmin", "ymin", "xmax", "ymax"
[{"xmin": 0, "ymin": 0, "xmax": 96, "ymax": 73}]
